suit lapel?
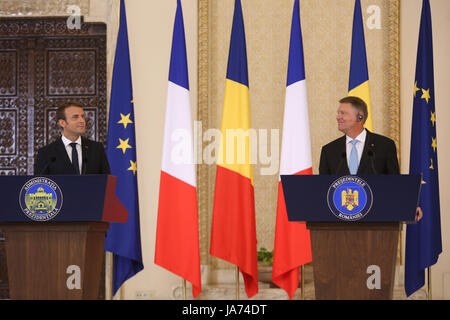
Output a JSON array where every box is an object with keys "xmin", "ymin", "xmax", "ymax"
[
  {"xmin": 338, "ymin": 136, "xmax": 350, "ymax": 174},
  {"xmin": 81, "ymin": 137, "xmax": 90, "ymax": 174},
  {"xmin": 357, "ymin": 130, "xmax": 372, "ymax": 174}
]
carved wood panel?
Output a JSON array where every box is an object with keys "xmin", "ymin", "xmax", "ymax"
[{"xmin": 0, "ymin": 17, "xmax": 107, "ymax": 299}]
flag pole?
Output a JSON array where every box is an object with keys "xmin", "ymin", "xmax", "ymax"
[
  {"xmin": 300, "ymin": 265, "xmax": 304, "ymax": 300},
  {"xmin": 182, "ymin": 279, "xmax": 187, "ymax": 300},
  {"xmin": 427, "ymin": 267, "xmax": 432, "ymax": 300},
  {"xmin": 119, "ymin": 284, "xmax": 124, "ymax": 300},
  {"xmin": 105, "ymin": 252, "xmax": 113, "ymax": 300},
  {"xmin": 235, "ymin": 266, "xmax": 240, "ymax": 300}
]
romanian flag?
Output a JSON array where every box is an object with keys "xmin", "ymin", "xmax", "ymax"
[
  {"xmin": 272, "ymin": 0, "xmax": 312, "ymax": 300},
  {"xmin": 154, "ymin": 0, "xmax": 201, "ymax": 298},
  {"xmin": 210, "ymin": 0, "xmax": 258, "ymax": 298},
  {"xmin": 348, "ymin": 0, "xmax": 373, "ymax": 131},
  {"xmin": 104, "ymin": 0, "xmax": 143, "ymax": 295},
  {"xmin": 405, "ymin": 0, "xmax": 442, "ymax": 297}
]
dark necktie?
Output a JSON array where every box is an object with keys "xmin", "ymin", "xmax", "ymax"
[{"xmin": 70, "ymin": 142, "xmax": 80, "ymax": 175}]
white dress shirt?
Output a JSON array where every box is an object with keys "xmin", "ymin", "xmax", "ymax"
[
  {"xmin": 346, "ymin": 129, "xmax": 366, "ymax": 169},
  {"xmin": 61, "ymin": 135, "xmax": 82, "ymax": 174}
]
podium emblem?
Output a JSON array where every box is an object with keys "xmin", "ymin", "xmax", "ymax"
[
  {"xmin": 19, "ymin": 177, "xmax": 63, "ymax": 221},
  {"xmin": 342, "ymin": 188, "xmax": 359, "ymax": 211},
  {"xmin": 327, "ymin": 176, "xmax": 373, "ymax": 221}
]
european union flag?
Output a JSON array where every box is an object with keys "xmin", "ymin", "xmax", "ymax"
[
  {"xmin": 405, "ymin": 0, "xmax": 442, "ymax": 297},
  {"xmin": 104, "ymin": 0, "xmax": 143, "ymax": 295}
]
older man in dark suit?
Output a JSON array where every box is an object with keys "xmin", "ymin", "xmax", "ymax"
[
  {"xmin": 319, "ymin": 96, "xmax": 399, "ymax": 175},
  {"xmin": 34, "ymin": 102, "xmax": 110, "ymax": 175},
  {"xmin": 319, "ymin": 96, "xmax": 422, "ymax": 221}
]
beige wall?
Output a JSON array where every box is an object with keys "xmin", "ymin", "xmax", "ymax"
[
  {"xmin": 121, "ymin": 0, "xmax": 198, "ymax": 299},
  {"xmin": 400, "ymin": 0, "xmax": 450, "ymax": 300}
]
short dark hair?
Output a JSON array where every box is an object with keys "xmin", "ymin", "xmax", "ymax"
[
  {"xmin": 339, "ymin": 96, "xmax": 368, "ymax": 123},
  {"xmin": 56, "ymin": 102, "xmax": 84, "ymax": 123}
]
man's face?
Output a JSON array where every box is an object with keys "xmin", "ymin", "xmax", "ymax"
[
  {"xmin": 59, "ymin": 106, "xmax": 86, "ymax": 138},
  {"xmin": 336, "ymin": 102, "xmax": 361, "ymax": 134}
]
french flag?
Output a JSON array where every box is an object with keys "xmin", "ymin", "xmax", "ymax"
[
  {"xmin": 154, "ymin": 0, "xmax": 201, "ymax": 298},
  {"xmin": 272, "ymin": 0, "xmax": 312, "ymax": 300}
]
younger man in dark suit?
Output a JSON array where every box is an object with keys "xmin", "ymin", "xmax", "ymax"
[
  {"xmin": 34, "ymin": 102, "xmax": 110, "ymax": 175},
  {"xmin": 319, "ymin": 96, "xmax": 422, "ymax": 221}
]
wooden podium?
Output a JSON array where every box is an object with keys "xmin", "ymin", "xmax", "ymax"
[
  {"xmin": 307, "ymin": 222, "xmax": 400, "ymax": 299},
  {"xmin": 281, "ymin": 174, "xmax": 421, "ymax": 300},
  {"xmin": 0, "ymin": 175, "xmax": 127, "ymax": 300}
]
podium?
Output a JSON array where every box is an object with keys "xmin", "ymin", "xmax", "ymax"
[
  {"xmin": 281, "ymin": 175, "xmax": 421, "ymax": 300},
  {"xmin": 0, "ymin": 175, "xmax": 128, "ymax": 300}
]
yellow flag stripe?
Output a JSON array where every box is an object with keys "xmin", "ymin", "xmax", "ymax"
[
  {"xmin": 348, "ymin": 80, "xmax": 373, "ymax": 131},
  {"xmin": 218, "ymin": 79, "xmax": 253, "ymax": 184}
]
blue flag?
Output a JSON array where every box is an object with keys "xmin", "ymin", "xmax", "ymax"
[
  {"xmin": 104, "ymin": 0, "xmax": 143, "ymax": 295},
  {"xmin": 405, "ymin": 0, "xmax": 442, "ymax": 297},
  {"xmin": 348, "ymin": 0, "xmax": 373, "ymax": 131}
]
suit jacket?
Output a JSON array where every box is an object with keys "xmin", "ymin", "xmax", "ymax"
[
  {"xmin": 34, "ymin": 136, "xmax": 110, "ymax": 175},
  {"xmin": 319, "ymin": 130, "xmax": 399, "ymax": 175}
]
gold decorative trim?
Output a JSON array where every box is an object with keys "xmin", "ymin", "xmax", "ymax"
[
  {"xmin": 388, "ymin": 0, "xmax": 401, "ymax": 167},
  {"xmin": 387, "ymin": 0, "xmax": 402, "ymax": 267},
  {"xmin": 197, "ymin": 0, "xmax": 210, "ymax": 265}
]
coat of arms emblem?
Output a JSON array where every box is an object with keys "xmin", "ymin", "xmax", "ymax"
[{"xmin": 341, "ymin": 188, "xmax": 359, "ymax": 211}]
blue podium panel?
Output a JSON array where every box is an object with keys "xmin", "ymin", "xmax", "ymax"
[
  {"xmin": 0, "ymin": 175, "xmax": 112, "ymax": 222},
  {"xmin": 281, "ymin": 175, "xmax": 421, "ymax": 223}
]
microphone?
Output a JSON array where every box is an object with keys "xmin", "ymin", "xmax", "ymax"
[
  {"xmin": 37, "ymin": 156, "xmax": 56, "ymax": 175},
  {"xmin": 368, "ymin": 148, "xmax": 377, "ymax": 174},
  {"xmin": 335, "ymin": 151, "xmax": 346, "ymax": 174}
]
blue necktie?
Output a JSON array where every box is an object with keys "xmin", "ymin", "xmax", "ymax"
[
  {"xmin": 70, "ymin": 142, "xmax": 80, "ymax": 175},
  {"xmin": 349, "ymin": 139, "xmax": 359, "ymax": 175}
]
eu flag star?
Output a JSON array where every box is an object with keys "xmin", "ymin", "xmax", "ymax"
[
  {"xmin": 116, "ymin": 138, "xmax": 132, "ymax": 154},
  {"xmin": 421, "ymin": 88, "xmax": 431, "ymax": 103},
  {"xmin": 430, "ymin": 111, "xmax": 436, "ymax": 126},
  {"xmin": 118, "ymin": 113, "xmax": 133, "ymax": 129},
  {"xmin": 127, "ymin": 160, "xmax": 137, "ymax": 175},
  {"xmin": 431, "ymin": 137, "xmax": 437, "ymax": 152},
  {"xmin": 414, "ymin": 81, "xmax": 420, "ymax": 97}
]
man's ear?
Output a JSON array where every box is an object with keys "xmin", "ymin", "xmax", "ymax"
[{"xmin": 58, "ymin": 119, "xmax": 66, "ymax": 129}]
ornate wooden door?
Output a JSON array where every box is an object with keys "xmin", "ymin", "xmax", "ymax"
[{"xmin": 0, "ymin": 17, "xmax": 107, "ymax": 299}]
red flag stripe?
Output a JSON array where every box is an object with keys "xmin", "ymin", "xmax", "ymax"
[
  {"xmin": 155, "ymin": 170, "xmax": 201, "ymax": 298},
  {"xmin": 210, "ymin": 165, "xmax": 258, "ymax": 298},
  {"xmin": 272, "ymin": 167, "xmax": 312, "ymax": 299}
]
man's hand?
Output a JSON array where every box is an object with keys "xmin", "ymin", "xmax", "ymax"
[{"xmin": 415, "ymin": 206, "xmax": 423, "ymax": 222}]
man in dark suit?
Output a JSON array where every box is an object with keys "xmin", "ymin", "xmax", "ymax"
[
  {"xmin": 319, "ymin": 96, "xmax": 399, "ymax": 175},
  {"xmin": 319, "ymin": 96, "xmax": 422, "ymax": 221},
  {"xmin": 34, "ymin": 102, "xmax": 110, "ymax": 175}
]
